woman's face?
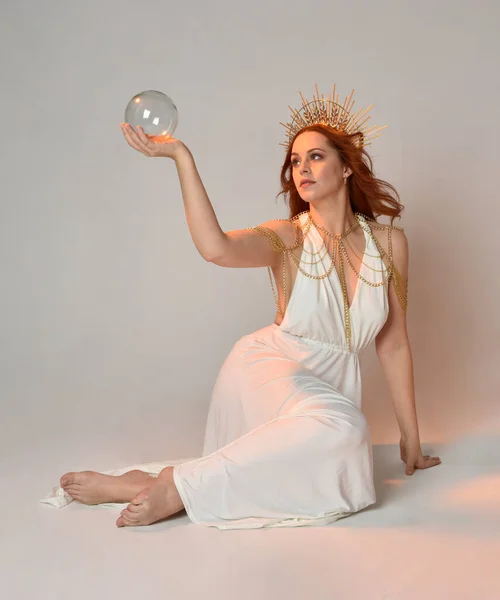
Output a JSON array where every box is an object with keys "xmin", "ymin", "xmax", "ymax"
[{"xmin": 290, "ymin": 131, "xmax": 350, "ymax": 201}]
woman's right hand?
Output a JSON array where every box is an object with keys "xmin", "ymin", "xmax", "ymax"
[{"xmin": 120, "ymin": 123, "xmax": 187, "ymax": 161}]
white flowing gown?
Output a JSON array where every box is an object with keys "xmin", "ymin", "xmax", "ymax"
[
  {"xmin": 42, "ymin": 213, "xmax": 390, "ymax": 530},
  {"xmin": 171, "ymin": 213, "xmax": 390, "ymax": 529}
]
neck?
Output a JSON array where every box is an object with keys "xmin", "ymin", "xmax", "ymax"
[{"xmin": 308, "ymin": 202, "xmax": 357, "ymax": 236}]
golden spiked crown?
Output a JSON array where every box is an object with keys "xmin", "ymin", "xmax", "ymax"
[{"xmin": 280, "ymin": 84, "xmax": 387, "ymax": 150}]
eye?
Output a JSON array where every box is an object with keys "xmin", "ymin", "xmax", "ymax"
[{"xmin": 291, "ymin": 153, "xmax": 322, "ymax": 167}]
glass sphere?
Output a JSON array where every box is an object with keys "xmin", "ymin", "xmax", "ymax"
[{"xmin": 124, "ymin": 90, "xmax": 178, "ymax": 138}]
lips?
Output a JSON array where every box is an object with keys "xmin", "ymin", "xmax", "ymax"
[{"xmin": 300, "ymin": 180, "xmax": 315, "ymax": 187}]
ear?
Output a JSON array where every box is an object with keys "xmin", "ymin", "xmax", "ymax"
[{"xmin": 344, "ymin": 167, "xmax": 353, "ymax": 178}]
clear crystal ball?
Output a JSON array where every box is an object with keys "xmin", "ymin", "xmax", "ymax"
[{"xmin": 124, "ymin": 90, "xmax": 178, "ymax": 138}]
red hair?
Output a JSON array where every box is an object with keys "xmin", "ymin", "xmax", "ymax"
[{"xmin": 277, "ymin": 124, "xmax": 404, "ymax": 225}]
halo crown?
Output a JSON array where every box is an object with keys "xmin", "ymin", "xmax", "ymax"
[{"xmin": 280, "ymin": 84, "xmax": 387, "ymax": 150}]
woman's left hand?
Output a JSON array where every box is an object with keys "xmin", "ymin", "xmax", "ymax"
[{"xmin": 400, "ymin": 437, "xmax": 442, "ymax": 475}]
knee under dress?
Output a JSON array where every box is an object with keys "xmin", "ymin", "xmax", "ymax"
[
  {"xmin": 42, "ymin": 211, "xmax": 398, "ymax": 530},
  {"xmin": 170, "ymin": 212, "xmax": 392, "ymax": 529}
]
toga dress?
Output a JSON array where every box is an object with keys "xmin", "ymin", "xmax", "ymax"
[
  {"xmin": 42, "ymin": 211, "xmax": 398, "ymax": 529},
  {"xmin": 171, "ymin": 212, "xmax": 391, "ymax": 529}
]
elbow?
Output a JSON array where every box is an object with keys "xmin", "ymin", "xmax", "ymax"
[
  {"xmin": 204, "ymin": 248, "xmax": 222, "ymax": 263},
  {"xmin": 199, "ymin": 245, "xmax": 223, "ymax": 263},
  {"xmin": 202, "ymin": 235, "xmax": 228, "ymax": 264},
  {"xmin": 203, "ymin": 253, "xmax": 220, "ymax": 263},
  {"xmin": 204, "ymin": 239, "xmax": 231, "ymax": 264}
]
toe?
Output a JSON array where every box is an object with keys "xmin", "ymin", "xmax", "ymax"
[
  {"xmin": 117, "ymin": 511, "xmax": 136, "ymax": 527},
  {"xmin": 66, "ymin": 489, "xmax": 83, "ymax": 501},
  {"xmin": 130, "ymin": 488, "xmax": 150, "ymax": 505},
  {"xmin": 60, "ymin": 472, "xmax": 75, "ymax": 487},
  {"xmin": 116, "ymin": 516, "xmax": 126, "ymax": 527},
  {"xmin": 123, "ymin": 507, "xmax": 140, "ymax": 522},
  {"xmin": 120, "ymin": 513, "xmax": 139, "ymax": 527},
  {"xmin": 121, "ymin": 505, "xmax": 136, "ymax": 517}
]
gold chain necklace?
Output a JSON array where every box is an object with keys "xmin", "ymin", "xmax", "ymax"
[
  {"xmin": 252, "ymin": 211, "xmax": 401, "ymax": 351},
  {"xmin": 308, "ymin": 214, "xmax": 360, "ymax": 240},
  {"xmin": 305, "ymin": 213, "xmax": 391, "ymax": 283},
  {"xmin": 343, "ymin": 237, "xmax": 389, "ymax": 274}
]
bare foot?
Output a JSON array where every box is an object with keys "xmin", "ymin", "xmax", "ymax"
[
  {"xmin": 116, "ymin": 467, "xmax": 184, "ymax": 527},
  {"xmin": 60, "ymin": 470, "xmax": 155, "ymax": 505}
]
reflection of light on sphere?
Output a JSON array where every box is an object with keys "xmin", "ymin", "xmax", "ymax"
[{"xmin": 124, "ymin": 90, "xmax": 178, "ymax": 138}]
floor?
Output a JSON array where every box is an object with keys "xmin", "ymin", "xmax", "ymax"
[{"xmin": 2, "ymin": 438, "xmax": 499, "ymax": 600}]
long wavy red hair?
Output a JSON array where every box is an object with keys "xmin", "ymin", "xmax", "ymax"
[{"xmin": 277, "ymin": 124, "xmax": 404, "ymax": 225}]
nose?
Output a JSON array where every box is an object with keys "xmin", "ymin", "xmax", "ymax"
[{"xmin": 300, "ymin": 160, "xmax": 310, "ymax": 175}]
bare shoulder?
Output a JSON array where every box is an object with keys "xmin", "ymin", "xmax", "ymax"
[{"xmin": 255, "ymin": 216, "xmax": 305, "ymax": 248}]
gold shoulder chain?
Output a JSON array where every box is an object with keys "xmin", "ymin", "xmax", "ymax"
[
  {"xmin": 249, "ymin": 212, "xmax": 408, "ymax": 350},
  {"xmin": 363, "ymin": 218, "xmax": 408, "ymax": 311},
  {"xmin": 246, "ymin": 213, "xmax": 308, "ymax": 319}
]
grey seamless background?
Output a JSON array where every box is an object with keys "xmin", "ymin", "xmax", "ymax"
[{"xmin": 1, "ymin": 0, "xmax": 499, "ymax": 486}]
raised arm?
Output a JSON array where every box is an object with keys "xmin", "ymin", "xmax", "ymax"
[
  {"xmin": 173, "ymin": 144, "xmax": 228, "ymax": 261},
  {"xmin": 209, "ymin": 220, "xmax": 300, "ymax": 268},
  {"xmin": 175, "ymin": 145, "xmax": 298, "ymax": 268},
  {"xmin": 120, "ymin": 123, "xmax": 294, "ymax": 268}
]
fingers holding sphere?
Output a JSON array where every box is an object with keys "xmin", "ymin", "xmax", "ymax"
[{"xmin": 121, "ymin": 123, "xmax": 153, "ymax": 156}]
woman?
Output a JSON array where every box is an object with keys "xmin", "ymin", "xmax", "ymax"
[{"xmin": 59, "ymin": 87, "xmax": 441, "ymax": 529}]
